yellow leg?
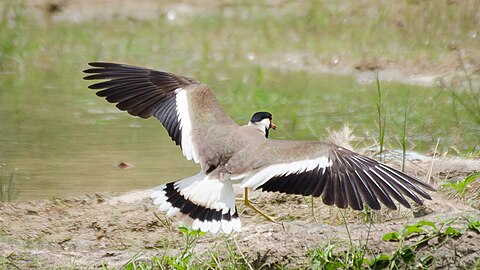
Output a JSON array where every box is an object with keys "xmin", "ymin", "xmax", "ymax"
[{"xmin": 238, "ymin": 188, "xmax": 277, "ymax": 222}]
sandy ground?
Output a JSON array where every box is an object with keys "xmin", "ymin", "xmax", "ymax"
[{"xmin": 1, "ymin": 157, "xmax": 479, "ymax": 269}]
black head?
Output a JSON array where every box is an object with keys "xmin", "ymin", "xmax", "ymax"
[
  {"xmin": 249, "ymin": 111, "xmax": 276, "ymax": 138},
  {"xmin": 250, "ymin": 111, "xmax": 272, "ymax": 123}
]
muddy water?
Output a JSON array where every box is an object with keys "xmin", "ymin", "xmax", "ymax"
[{"xmin": 0, "ymin": 66, "xmax": 478, "ymax": 201}]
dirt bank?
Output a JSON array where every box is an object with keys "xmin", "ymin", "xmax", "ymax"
[{"xmin": 1, "ymin": 157, "xmax": 479, "ymax": 268}]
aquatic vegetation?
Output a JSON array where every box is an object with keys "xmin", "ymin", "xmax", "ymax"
[{"xmin": 0, "ymin": 164, "xmax": 18, "ymax": 202}]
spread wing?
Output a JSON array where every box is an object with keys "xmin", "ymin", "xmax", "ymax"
[
  {"xmin": 83, "ymin": 62, "xmax": 235, "ymax": 163},
  {"xmin": 240, "ymin": 140, "xmax": 434, "ymax": 210}
]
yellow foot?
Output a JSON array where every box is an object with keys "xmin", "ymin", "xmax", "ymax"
[{"xmin": 237, "ymin": 188, "xmax": 278, "ymax": 223}]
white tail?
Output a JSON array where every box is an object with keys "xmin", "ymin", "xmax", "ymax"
[{"xmin": 151, "ymin": 172, "xmax": 241, "ymax": 233}]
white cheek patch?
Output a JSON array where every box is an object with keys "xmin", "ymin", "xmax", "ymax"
[
  {"xmin": 241, "ymin": 156, "xmax": 333, "ymax": 189},
  {"xmin": 175, "ymin": 88, "xmax": 199, "ymax": 163},
  {"xmin": 247, "ymin": 118, "xmax": 271, "ymax": 136},
  {"xmin": 259, "ymin": 118, "xmax": 271, "ymax": 129}
]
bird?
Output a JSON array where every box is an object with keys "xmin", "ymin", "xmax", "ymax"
[{"xmin": 83, "ymin": 62, "xmax": 435, "ymax": 234}]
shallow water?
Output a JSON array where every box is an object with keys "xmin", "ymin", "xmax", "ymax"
[{"xmin": 1, "ymin": 65, "xmax": 478, "ymax": 201}]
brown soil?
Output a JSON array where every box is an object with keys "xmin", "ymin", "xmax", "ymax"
[{"xmin": 1, "ymin": 158, "xmax": 479, "ymax": 269}]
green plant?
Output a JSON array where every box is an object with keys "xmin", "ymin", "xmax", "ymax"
[
  {"xmin": 309, "ymin": 243, "xmax": 368, "ymax": 270},
  {"xmin": 440, "ymin": 173, "xmax": 479, "ymax": 201},
  {"xmin": 399, "ymin": 105, "xmax": 408, "ymax": 172},
  {"xmin": 166, "ymin": 226, "xmax": 205, "ymax": 269},
  {"xmin": 309, "ymin": 210, "xmax": 372, "ymax": 270},
  {"xmin": 467, "ymin": 215, "xmax": 480, "ymax": 233},
  {"xmin": 380, "ymin": 219, "xmax": 463, "ymax": 269},
  {"xmin": 120, "ymin": 226, "xmax": 205, "ymax": 270},
  {"xmin": 0, "ymin": 164, "xmax": 19, "ymax": 202},
  {"xmin": 304, "ymin": 195, "xmax": 318, "ymax": 222},
  {"xmin": 0, "ymin": 253, "xmax": 22, "ymax": 270},
  {"xmin": 211, "ymin": 238, "xmax": 254, "ymax": 270},
  {"xmin": 374, "ymin": 69, "xmax": 387, "ymax": 161},
  {"xmin": 0, "ymin": 1, "xmax": 30, "ymax": 70},
  {"xmin": 117, "ymin": 226, "xmax": 257, "ymax": 270},
  {"xmin": 465, "ymin": 145, "xmax": 480, "ymax": 159},
  {"xmin": 308, "ymin": 219, "xmax": 466, "ymax": 270},
  {"xmin": 450, "ymin": 52, "xmax": 480, "ymax": 125}
]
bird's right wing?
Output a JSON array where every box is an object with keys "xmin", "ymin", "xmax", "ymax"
[
  {"xmin": 239, "ymin": 140, "xmax": 434, "ymax": 211},
  {"xmin": 83, "ymin": 62, "xmax": 236, "ymax": 163}
]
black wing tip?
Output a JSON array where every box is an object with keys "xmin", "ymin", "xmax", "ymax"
[
  {"xmin": 420, "ymin": 192, "xmax": 432, "ymax": 200},
  {"xmin": 87, "ymin": 62, "xmax": 119, "ymax": 68},
  {"xmin": 83, "ymin": 62, "xmax": 128, "ymax": 76},
  {"xmin": 83, "ymin": 63, "xmax": 103, "ymax": 78},
  {"xmin": 402, "ymin": 172, "xmax": 437, "ymax": 193},
  {"xmin": 88, "ymin": 82, "xmax": 107, "ymax": 89},
  {"xmin": 424, "ymin": 184, "xmax": 437, "ymax": 192},
  {"xmin": 83, "ymin": 74, "xmax": 99, "ymax": 80}
]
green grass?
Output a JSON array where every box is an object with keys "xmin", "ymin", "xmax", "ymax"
[
  {"xmin": 93, "ymin": 216, "xmax": 480, "ymax": 270},
  {"xmin": 374, "ymin": 69, "xmax": 387, "ymax": 161},
  {"xmin": 399, "ymin": 106, "xmax": 408, "ymax": 172},
  {"xmin": 0, "ymin": 2, "xmax": 27, "ymax": 69},
  {"xmin": 308, "ymin": 217, "xmax": 479, "ymax": 270},
  {"xmin": 446, "ymin": 54, "xmax": 480, "ymax": 158},
  {"xmin": 0, "ymin": 253, "xmax": 21, "ymax": 270},
  {"xmin": 0, "ymin": 164, "xmax": 18, "ymax": 202},
  {"xmin": 441, "ymin": 173, "xmax": 480, "ymax": 206},
  {"xmin": 468, "ymin": 215, "xmax": 480, "ymax": 233},
  {"xmin": 1, "ymin": 1, "xmax": 479, "ymax": 73},
  {"xmin": 308, "ymin": 243, "xmax": 367, "ymax": 270},
  {"xmin": 100, "ymin": 226, "xmax": 255, "ymax": 270},
  {"xmin": 451, "ymin": 53, "xmax": 480, "ymax": 126}
]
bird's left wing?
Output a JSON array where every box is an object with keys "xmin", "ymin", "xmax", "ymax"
[
  {"xmin": 83, "ymin": 62, "xmax": 235, "ymax": 163},
  {"xmin": 239, "ymin": 140, "xmax": 434, "ymax": 211}
]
